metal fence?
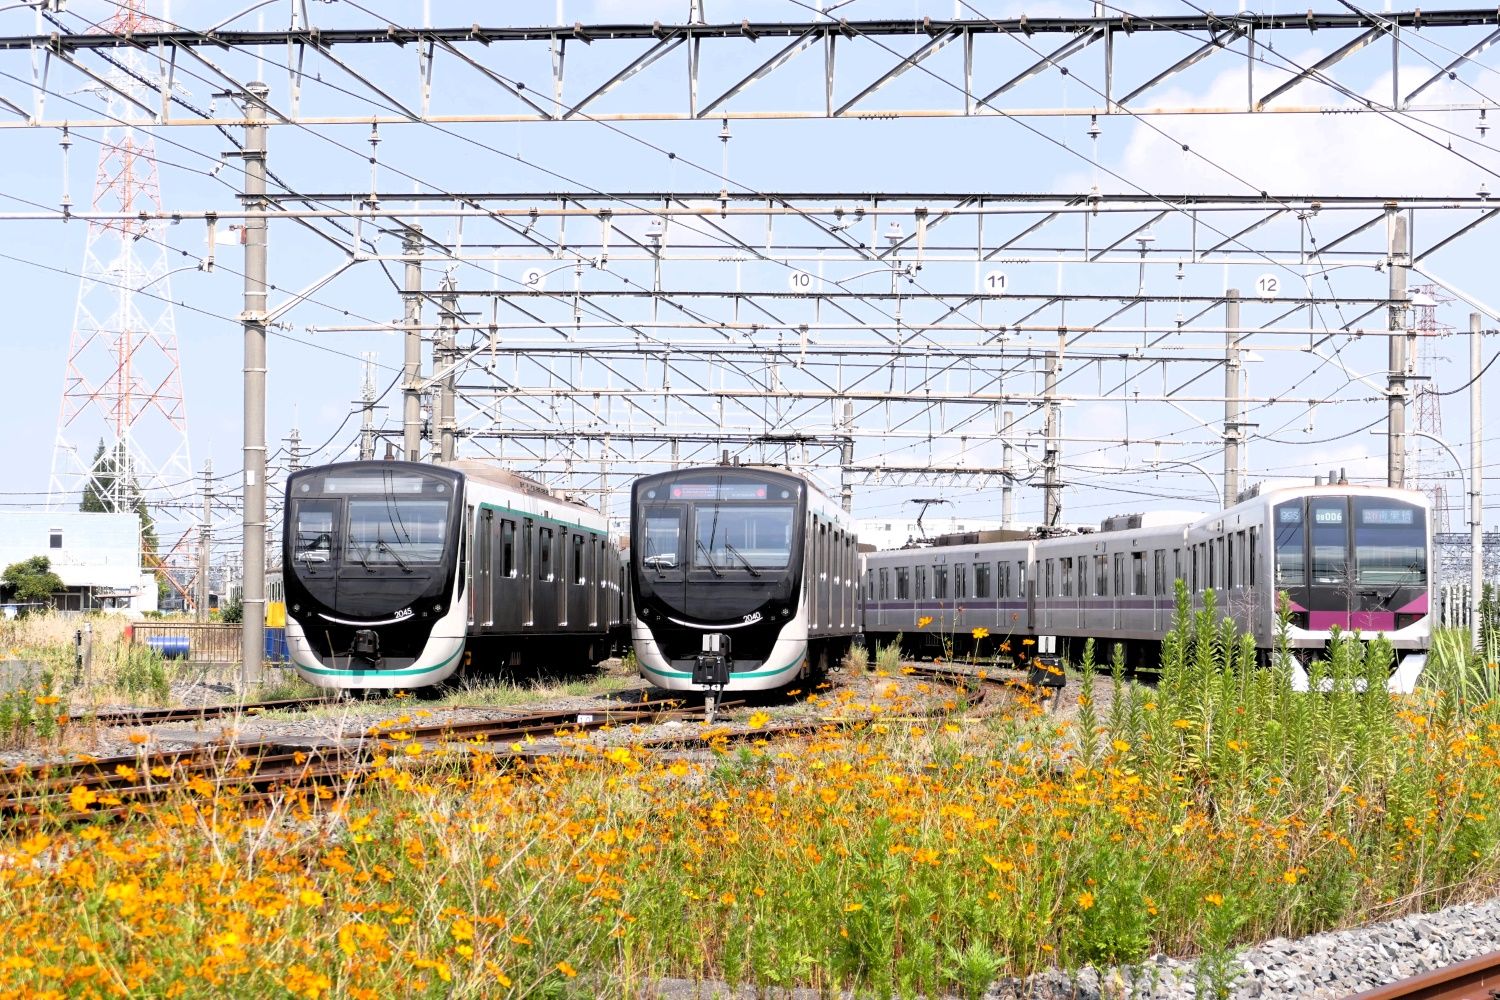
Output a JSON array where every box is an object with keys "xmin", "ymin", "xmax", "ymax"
[{"xmin": 129, "ymin": 623, "xmax": 289, "ymax": 664}]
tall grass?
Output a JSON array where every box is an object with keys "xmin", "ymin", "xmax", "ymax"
[{"xmin": 0, "ymin": 590, "xmax": 1495, "ymax": 997}]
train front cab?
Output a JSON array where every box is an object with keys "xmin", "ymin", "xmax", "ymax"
[
  {"xmin": 1268, "ymin": 490, "xmax": 1430, "ymax": 692},
  {"xmin": 283, "ymin": 462, "xmax": 468, "ymax": 690}
]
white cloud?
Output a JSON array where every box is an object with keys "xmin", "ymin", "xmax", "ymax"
[{"xmin": 1061, "ymin": 56, "xmax": 1490, "ymax": 196}]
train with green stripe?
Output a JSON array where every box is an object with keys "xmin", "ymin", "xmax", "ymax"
[
  {"xmin": 629, "ymin": 465, "xmax": 861, "ymax": 694},
  {"xmin": 283, "ymin": 460, "xmax": 627, "ymax": 691}
]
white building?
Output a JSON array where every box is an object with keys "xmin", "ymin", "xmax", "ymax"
[
  {"xmin": 856, "ymin": 516, "xmax": 1012, "ymax": 552},
  {"xmin": 0, "ymin": 511, "xmax": 156, "ymax": 613}
]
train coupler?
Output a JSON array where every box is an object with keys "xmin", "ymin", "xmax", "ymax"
[{"xmin": 693, "ymin": 632, "xmax": 732, "ymax": 688}]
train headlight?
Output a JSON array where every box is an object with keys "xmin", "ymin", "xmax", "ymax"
[{"xmin": 1394, "ymin": 613, "xmax": 1425, "ymax": 630}]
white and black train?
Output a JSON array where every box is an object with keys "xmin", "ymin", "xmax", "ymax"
[
  {"xmin": 283, "ymin": 460, "xmax": 627, "ymax": 691},
  {"xmin": 629, "ymin": 466, "xmax": 861, "ymax": 692},
  {"xmin": 863, "ymin": 484, "xmax": 1431, "ymax": 690}
]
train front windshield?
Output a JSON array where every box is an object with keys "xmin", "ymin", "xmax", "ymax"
[
  {"xmin": 693, "ymin": 504, "xmax": 795, "ymax": 571},
  {"xmin": 1352, "ymin": 499, "xmax": 1426, "ymax": 586}
]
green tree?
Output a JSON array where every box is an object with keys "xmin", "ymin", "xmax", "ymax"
[
  {"xmin": 0, "ymin": 556, "xmax": 65, "ymax": 610},
  {"xmin": 79, "ymin": 439, "xmax": 166, "ymax": 602}
]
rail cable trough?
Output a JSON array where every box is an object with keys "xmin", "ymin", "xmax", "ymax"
[{"xmin": 1350, "ymin": 950, "xmax": 1500, "ymax": 1000}]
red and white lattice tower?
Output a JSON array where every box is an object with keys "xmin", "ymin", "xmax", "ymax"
[
  {"xmin": 1411, "ymin": 283, "xmax": 1455, "ymax": 534},
  {"xmin": 48, "ymin": 0, "xmax": 196, "ymax": 600}
]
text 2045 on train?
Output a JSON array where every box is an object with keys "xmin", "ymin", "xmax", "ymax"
[
  {"xmin": 282, "ymin": 460, "xmax": 626, "ymax": 690},
  {"xmin": 862, "ymin": 484, "xmax": 1430, "ymax": 690},
  {"xmin": 629, "ymin": 465, "xmax": 861, "ymax": 692}
]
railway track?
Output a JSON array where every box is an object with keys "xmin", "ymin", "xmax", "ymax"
[
  {"xmin": 0, "ymin": 697, "xmax": 735, "ymax": 827},
  {"xmin": 84, "ymin": 697, "xmax": 333, "ymax": 728},
  {"xmin": 1349, "ymin": 949, "xmax": 1500, "ymax": 999}
]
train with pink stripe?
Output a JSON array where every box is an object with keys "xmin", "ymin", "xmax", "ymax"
[{"xmin": 862, "ymin": 484, "xmax": 1431, "ymax": 692}]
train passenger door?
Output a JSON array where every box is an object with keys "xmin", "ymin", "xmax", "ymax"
[{"xmin": 522, "ymin": 518, "xmax": 535, "ymax": 627}]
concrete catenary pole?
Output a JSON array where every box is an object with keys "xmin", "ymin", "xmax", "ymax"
[
  {"xmin": 240, "ymin": 82, "xmax": 269, "ymax": 686},
  {"xmin": 1472, "ymin": 312, "xmax": 1484, "ymax": 651},
  {"xmin": 1224, "ymin": 289, "xmax": 1242, "ymax": 508},
  {"xmin": 1388, "ymin": 213, "xmax": 1410, "ymax": 488},
  {"xmin": 437, "ymin": 277, "xmax": 458, "ymax": 462},
  {"xmin": 197, "ymin": 459, "xmax": 212, "ymax": 623},
  {"xmin": 1001, "ymin": 407, "xmax": 1015, "ymax": 529},
  {"xmin": 402, "ymin": 226, "xmax": 424, "ymax": 461},
  {"xmin": 1043, "ymin": 352, "xmax": 1061, "ymax": 529}
]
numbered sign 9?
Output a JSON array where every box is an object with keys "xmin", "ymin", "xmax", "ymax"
[
  {"xmin": 521, "ymin": 267, "xmax": 546, "ymax": 291},
  {"xmin": 1254, "ymin": 273, "xmax": 1279, "ymax": 299},
  {"xmin": 982, "ymin": 271, "xmax": 1008, "ymax": 295}
]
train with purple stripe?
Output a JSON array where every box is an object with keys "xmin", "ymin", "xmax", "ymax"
[{"xmin": 862, "ymin": 483, "xmax": 1431, "ymax": 691}]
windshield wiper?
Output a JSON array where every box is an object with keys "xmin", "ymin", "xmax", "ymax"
[
  {"xmin": 696, "ymin": 540, "xmax": 724, "ymax": 577},
  {"xmin": 723, "ymin": 541, "xmax": 762, "ymax": 577},
  {"xmin": 375, "ymin": 538, "xmax": 413, "ymax": 573},
  {"xmin": 348, "ymin": 543, "xmax": 374, "ymax": 573},
  {"xmin": 643, "ymin": 537, "xmax": 668, "ymax": 576}
]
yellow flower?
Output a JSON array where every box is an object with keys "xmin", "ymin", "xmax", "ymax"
[
  {"xmin": 557, "ymin": 961, "xmax": 578, "ymax": 978},
  {"xmin": 747, "ymin": 711, "xmax": 771, "ymax": 730},
  {"xmin": 69, "ymin": 785, "xmax": 97, "ymax": 813},
  {"xmin": 34, "ymin": 695, "xmax": 60, "ymax": 707},
  {"xmin": 1077, "ymin": 891, "xmax": 1095, "ymax": 910},
  {"xmin": 1281, "ymin": 869, "xmax": 1299, "ymax": 885},
  {"xmin": 299, "ymin": 890, "xmax": 324, "ymax": 907},
  {"xmin": 1172, "ymin": 719, "xmax": 1194, "ymax": 730},
  {"xmin": 917, "ymin": 616, "xmax": 934, "ymax": 628},
  {"xmin": 1111, "ymin": 739, "xmax": 1131, "ymax": 752},
  {"xmin": 1204, "ymin": 892, "xmax": 1224, "ymax": 906},
  {"xmin": 719, "ymin": 892, "xmax": 736, "ymax": 906},
  {"xmin": 971, "ymin": 627, "xmax": 990, "ymax": 640},
  {"xmin": 1021, "ymin": 638, "xmax": 1035, "ymax": 646}
]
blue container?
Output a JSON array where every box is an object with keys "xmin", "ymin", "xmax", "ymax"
[
  {"xmin": 264, "ymin": 627, "xmax": 288, "ymax": 663},
  {"xmin": 145, "ymin": 635, "xmax": 190, "ymax": 659}
]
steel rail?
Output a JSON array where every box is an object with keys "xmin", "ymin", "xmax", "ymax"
[{"xmin": 1348, "ymin": 949, "xmax": 1500, "ymax": 999}]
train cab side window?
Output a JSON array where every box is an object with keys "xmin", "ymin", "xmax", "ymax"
[
  {"xmin": 896, "ymin": 566, "xmax": 910, "ymax": 599},
  {"xmin": 974, "ymin": 562, "xmax": 990, "ymax": 598}
]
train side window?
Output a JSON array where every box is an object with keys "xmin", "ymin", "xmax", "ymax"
[
  {"xmin": 1132, "ymin": 551, "xmax": 1146, "ymax": 596},
  {"xmin": 501, "ymin": 519, "xmax": 517, "ymax": 577},
  {"xmin": 896, "ymin": 566, "xmax": 910, "ymax": 599},
  {"xmin": 974, "ymin": 562, "xmax": 989, "ymax": 598},
  {"xmin": 538, "ymin": 527, "xmax": 554, "ymax": 582},
  {"xmin": 573, "ymin": 534, "xmax": 586, "ymax": 585}
]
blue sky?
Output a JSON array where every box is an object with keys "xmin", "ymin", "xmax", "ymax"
[{"xmin": 2, "ymin": 0, "xmax": 1499, "ymax": 547}]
